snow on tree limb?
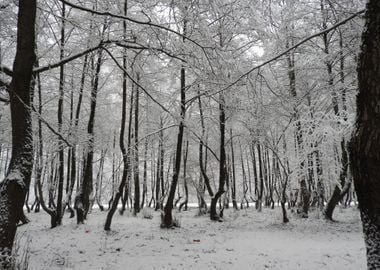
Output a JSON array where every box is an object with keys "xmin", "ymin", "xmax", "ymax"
[{"xmin": 186, "ymin": 8, "xmax": 365, "ymax": 105}]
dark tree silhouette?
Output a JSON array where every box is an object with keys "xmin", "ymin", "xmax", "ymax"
[
  {"xmin": 0, "ymin": 1, "xmax": 36, "ymax": 268},
  {"xmin": 349, "ymin": 1, "xmax": 380, "ymax": 268}
]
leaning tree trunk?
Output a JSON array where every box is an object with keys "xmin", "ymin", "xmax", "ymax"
[
  {"xmin": 76, "ymin": 44, "xmax": 104, "ymax": 224},
  {"xmin": 210, "ymin": 93, "xmax": 227, "ymax": 221},
  {"xmin": 0, "ymin": 1, "xmax": 36, "ymax": 268},
  {"xmin": 179, "ymin": 140, "xmax": 189, "ymax": 211},
  {"xmin": 198, "ymin": 91, "xmax": 214, "ymax": 200},
  {"xmin": 349, "ymin": 1, "xmax": 380, "ymax": 268},
  {"xmin": 321, "ymin": 0, "xmax": 350, "ymax": 220},
  {"xmin": 162, "ymin": 52, "xmax": 186, "ymax": 228},
  {"xmin": 34, "ymin": 54, "xmax": 59, "ymax": 227},
  {"xmin": 104, "ymin": 0, "xmax": 129, "ymax": 230}
]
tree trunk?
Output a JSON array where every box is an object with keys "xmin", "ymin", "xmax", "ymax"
[
  {"xmin": 76, "ymin": 31, "xmax": 105, "ymax": 223},
  {"xmin": 0, "ymin": 1, "xmax": 36, "ymax": 267},
  {"xmin": 105, "ymin": 1, "xmax": 129, "ymax": 230},
  {"xmin": 179, "ymin": 140, "xmax": 189, "ymax": 211},
  {"xmin": 321, "ymin": 0, "xmax": 349, "ymax": 220},
  {"xmin": 210, "ymin": 94, "xmax": 227, "ymax": 221},
  {"xmin": 120, "ymin": 70, "xmax": 134, "ymax": 215},
  {"xmin": 257, "ymin": 143, "xmax": 264, "ymax": 212},
  {"xmin": 349, "ymin": 2, "xmax": 380, "ymax": 268},
  {"xmin": 68, "ymin": 53, "xmax": 88, "ymax": 218},
  {"xmin": 163, "ymin": 57, "xmax": 186, "ymax": 227},
  {"xmin": 34, "ymin": 53, "xmax": 60, "ymax": 227},
  {"xmin": 56, "ymin": 2, "xmax": 66, "ymax": 226},
  {"xmin": 198, "ymin": 92, "xmax": 214, "ymax": 199},
  {"xmin": 133, "ymin": 72, "xmax": 140, "ymax": 215},
  {"xmin": 141, "ymin": 137, "xmax": 148, "ymax": 209}
]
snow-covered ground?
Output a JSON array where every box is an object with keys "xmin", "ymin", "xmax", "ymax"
[{"xmin": 17, "ymin": 206, "xmax": 366, "ymax": 270}]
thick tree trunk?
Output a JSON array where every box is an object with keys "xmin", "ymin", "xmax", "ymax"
[
  {"xmin": 349, "ymin": 1, "xmax": 380, "ymax": 268},
  {"xmin": 0, "ymin": 1, "xmax": 36, "ymax": 267}
]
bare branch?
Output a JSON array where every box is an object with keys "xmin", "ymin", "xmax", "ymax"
[
  {"xmin": 111, "ymin": 40, "xmax": 186, "ymax": 63},
  {"xmin": 102, "ymin": 46, "xmax": 174, "ymax": 116},
  {"xmin": 0, "ymin": 65, "xmax": 13, "ymax": 76},
  {"xmin": 186, "ymin": 9, "xmax": 365, "ymax": 105},
  {"xmin": 60, "ymin": 0, "xmax": 207, "ymax": 51},
  {"xmin": 0, "ymin": 96, "xmax": 9, "ymax": 103},
  {"xmin": 33, "ymin": 43, "xmax": 104, "ymax": 74}
]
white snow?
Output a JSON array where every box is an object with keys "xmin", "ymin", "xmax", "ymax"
[{"xmin": 17, "ymin": 206, "xmax": 366, "ymax": 270}]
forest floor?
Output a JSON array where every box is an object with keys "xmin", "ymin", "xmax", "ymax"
[{"xmin": 17, "ymin": 205, "xmax": 366, "ymax": 270}]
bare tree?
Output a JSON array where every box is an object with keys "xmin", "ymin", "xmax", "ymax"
[
  {"xmin": 349, "ymin": 1, "xmax": 380, "ymax": 268},
  {"xmin": 0, "ymin": 1, "xmax": 36, "ymax": 268}
]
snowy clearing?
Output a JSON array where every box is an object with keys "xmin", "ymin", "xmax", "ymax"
[{"xmin": 18, "ymin": 207, "xmax": 365, "ymax": 270}]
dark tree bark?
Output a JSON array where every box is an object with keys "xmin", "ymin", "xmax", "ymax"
[
  {"xmin": 133, "ymin": 72, "xmax": 140, "ymax": 215},
  {"xmin": 76, "ymin": 32, "xmax": 105, "ymax": 223},
  {"xmin": 0, "ymin": 1, "xmax": 36, "ymax": 267},
  {"xmin": 120, "ymin": 67, "xmax": 134, "ymax": 214},
  {"xmin": 256, "ymin": 143, "xmax": 264, "ymax": 212},
  {"xmin": 33, "ymin": 52, "xmax": 59, "ymax": 227},
  {"xmin": 56, "ymin": 2, "xmax": 66, "ymax": 226},
  {"xmin": 321, "ymin": 0, "xmax": 350, "ymax": 220},
  {"xmin": 105, "ymin": 0, "xmax": 129, "ymax": 230},
  {"xmin": 240, "ymin": 142, "xmax": 249, "ymax": 208},
  {"xmin": 286, "ymin": 33, "xmax": 310, "ymax": 217},
  {"xmin": 179, "ymin": 140, "xmax": 189, "ymax": 211},
  {"xmin": 68, "ymin": 53, "xmax": 89, "ymax": 218},
  {"xmin": 230, "ymin": 129, "xmax": 238, "ymax": 210},
  {"xmin": 163, "ymin": 54, "xmax": 186, "ymax": 227},
  {"xmin": 198, "ymin": 93, "xmax": 214, "ymax": 199},
  {"xmin": 95, "ymin": 149, "xmax": 105, "ymax": 211},
  {"xmin": 250, "ymin": 143, "xmax": 258, "ymax": 199},
  {"xmin": 210, "ymin": 94, "xmax": 227, "ymax": 221},
  {"xmin": 349, "ymin": 1, "xmax": 380, "ymax": 268},
  {"xmin": 155, "ymin": 119, "xmax": 165, "ymax": 211}
]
